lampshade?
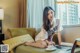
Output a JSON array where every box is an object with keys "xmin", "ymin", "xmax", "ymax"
[{"xmin": 0, "ymin": 9, "xmax": 4, "ymax": 20}]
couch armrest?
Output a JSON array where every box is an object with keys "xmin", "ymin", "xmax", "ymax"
[{"xmin": 4, "ymin": 29, "xmax": 12, "ymax": 39}]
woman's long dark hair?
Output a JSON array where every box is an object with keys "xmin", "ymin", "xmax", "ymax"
[{"xmin": 43, "ymin": 6, "xmax": 55, "ymax": 31}]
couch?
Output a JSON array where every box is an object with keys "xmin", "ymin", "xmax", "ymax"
[{"xmin": 2, "ymin": 28, "xmax": 80, "ymax": 53}]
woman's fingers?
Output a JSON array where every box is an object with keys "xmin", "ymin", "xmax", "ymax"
[
  {"xmin": 48, "ymin": 41, "xmax": 55, "ymax": 45},
  {"xmin": 52, "ymin": 42, "xmax": 55, "ymax": 45}
]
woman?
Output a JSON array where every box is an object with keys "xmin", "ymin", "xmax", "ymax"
[{"xmin": 25, "ymin": 6, "xmax": 63, "ymax": 48}]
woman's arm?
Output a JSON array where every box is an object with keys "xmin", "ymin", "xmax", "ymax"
[
  {"xmin": 45, "ymin": 33, "xmax": 56, "ymax": 45},
  {"xmin": 57, "ymin": 31, "xmax": 62, "ymax": 45},
  {"xmin": 57, "ymin": 19, "xmax": 62, "ymax": 45}
]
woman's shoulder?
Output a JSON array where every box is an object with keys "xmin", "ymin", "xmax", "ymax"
[
  {"xmin": 53, "ymin": 18, "xmax": 60, "ymax": 24},
  {"xmin": 54, "ymin": 18, "xmax": 60, "ymax": 21}
]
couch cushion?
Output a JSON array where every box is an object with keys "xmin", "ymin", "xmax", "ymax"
[
  {"xmin": 26, "ymin": 28, "xmax": 36, "ymax": 39},
  {"xmin": 8, "ymin": 28, "xmax": 36, "ymax": 39},
  {"xmin": 8, "ymin": 28, "xmax": 27, "ymax": 37},
  {"xmin": 3, "ymin": 34, "xmax": 34, "ymax": 52},
  {"xmin": 15, "ymin": 45, "xmax": 58, "ymax": 53},
  {"xmin": 15, "ymin": 44, "xmax": 73, "ymax": 53}
]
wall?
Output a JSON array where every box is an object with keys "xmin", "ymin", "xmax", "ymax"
[
  {"xmin": 62, "ymin": 25, "xmax": 80, "ymax": 43},
  {"xmin": 0, "ymin": 0, "xmax": 19, "ymax": 33}
]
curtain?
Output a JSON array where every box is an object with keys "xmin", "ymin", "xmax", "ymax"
[
  {"xmin": 18, "ymin": 0, "xmax": 26, "ymax": 27},
  {"xmin": 27, "ymin": 0, "xmax": 55, "ymax": 30}
]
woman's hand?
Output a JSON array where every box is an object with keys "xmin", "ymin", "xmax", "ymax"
[
  {"xmin": 48, "ymin": 41, "xmax": 55, "ymax": 45},
  {"xmin": 45, "ymin": 40, "xmax": 55, "ymax": 45}
]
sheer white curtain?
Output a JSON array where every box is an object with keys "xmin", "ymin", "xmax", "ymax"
[{"xmin": 27, "ymin": 0, "xmax": 55, "ymax": 30}]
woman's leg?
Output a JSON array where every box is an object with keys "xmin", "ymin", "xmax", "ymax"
[{"xmin": 25, "ymin": 40, "xmax": 47, "ymax": 48}]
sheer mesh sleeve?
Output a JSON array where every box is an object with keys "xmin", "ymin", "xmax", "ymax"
[{"xmin": 35, "ymin": 26, "xmax": 48, "ymax": 41}]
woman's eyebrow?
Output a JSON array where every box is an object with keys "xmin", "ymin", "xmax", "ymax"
[{"xmin": 48, "ymin": 11, "xmax": 51, "ymax": 14}]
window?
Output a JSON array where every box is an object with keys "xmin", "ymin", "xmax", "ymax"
[{"xmin": 56, "ymin": 0, "xmax": 80, "ymax": 25}]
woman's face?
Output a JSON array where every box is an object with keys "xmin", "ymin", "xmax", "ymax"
[{"xmin": 48, "ymin": 10, "xmax": 54, "ymax": 22}]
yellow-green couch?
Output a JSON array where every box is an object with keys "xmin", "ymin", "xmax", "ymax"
[{"xmin": 3, "ymin": 28, "xmax": 72, "ymax": 53}]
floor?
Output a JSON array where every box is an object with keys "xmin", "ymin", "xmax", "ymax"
[
  {"xmin": 55, "ymin": 45, "xmax": 72, "ymax": 53},
  {"xmin": 55, "ymin": 45, "xmax": 80, "ymax": 53}
]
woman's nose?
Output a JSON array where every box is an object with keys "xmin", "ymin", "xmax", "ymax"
[
  {"xmin": 50, "ymin": 13, "xmax": 53, "ymax": 17},
  {"xmin": 50, "ymin": 15, "xmax": 53, "ymax": 18}
]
